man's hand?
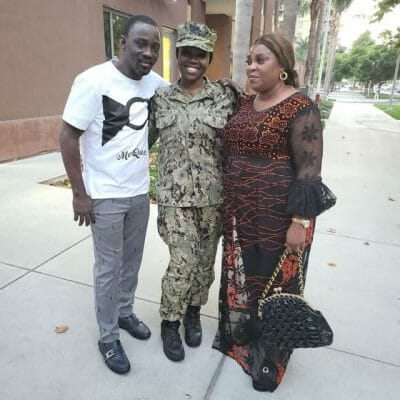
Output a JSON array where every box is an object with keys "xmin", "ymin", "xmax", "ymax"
[
  {"xmin": 72, "ymin": 192, "xmax": 95, "ymax": 226},
  {"xmin": 59, "ymin": 121, "xmax": 94, "ymax": 226}
]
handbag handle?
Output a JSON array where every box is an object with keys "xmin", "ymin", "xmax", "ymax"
[{"xmin": 259, "ymin": 249, "xmax": 305, "ymax": 302}]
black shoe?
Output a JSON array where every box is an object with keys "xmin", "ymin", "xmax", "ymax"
[
  {"xmin": 183, "ymin": 305, "xmax": 202, "ymax": 347},
  {"xmin": 98, "ymin": 340, "xmax": 130, "ymax": 374},
  {"xmin": 161, "ymin": 320, "xmax": 185, "ymax": 362},
  {"xmin": 118, "ymin": 315, "xmax": 151, "ymax": 340}
]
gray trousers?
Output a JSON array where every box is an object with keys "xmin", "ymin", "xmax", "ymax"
[{"xmin": 91, "ymin": 194, "xmax": 149, "ymax": 343}]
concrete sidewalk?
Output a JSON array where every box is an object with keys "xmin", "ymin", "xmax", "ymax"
[
  {"xmin": 327, "ymin": 88, "xmax": 400, "ymax": 105},
  {"xmin": 1, "ymin": 92, "xmax": 399, "ymax": 399}
]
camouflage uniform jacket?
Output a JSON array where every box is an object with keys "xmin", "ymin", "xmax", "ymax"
[{"xmin": 149, "ymin": 80, "xmax": 237, "ymax": 207}]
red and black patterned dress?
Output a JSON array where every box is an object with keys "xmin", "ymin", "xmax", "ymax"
[{"xmin": 213, "ymin": 92, "xmax": 336, "ymax": 391}]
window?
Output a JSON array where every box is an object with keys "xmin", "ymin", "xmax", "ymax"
[
  {"xmin": 103, "ymin": 8, "xmax": 130, "ymax": 60},
  {"xmin": 103, "ymin": 10, "xmax": 178, "ymax": 83},
  {"xmin": 162, "ymin": 27, "xmax": 178, "ymax": 83}
]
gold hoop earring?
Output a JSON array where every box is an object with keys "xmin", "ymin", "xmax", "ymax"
[{"xmin": 279, "ymin": 70, "xmax": 288, "ymax": 81}]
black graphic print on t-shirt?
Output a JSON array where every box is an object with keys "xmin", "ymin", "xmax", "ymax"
[{"xmin": 102, "ymin": 95, "xmax": 149, "ymax": 146}]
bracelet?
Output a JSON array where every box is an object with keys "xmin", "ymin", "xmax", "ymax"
[{"xmin": 291, "ymin": 217, "xmax": 310, "ymax": 229}]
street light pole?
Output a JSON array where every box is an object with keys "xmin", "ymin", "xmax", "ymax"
[
  {"xmin": 388, "ymin": 54, "xmax": 400, "ymax": 111},
  {"xmin": 316, "ymin": 0, "xmax": 332, "ymax": 94}
]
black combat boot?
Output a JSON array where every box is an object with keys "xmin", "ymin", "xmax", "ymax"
[
  {"xmin": 161, "ymin": 320, "xmax": 185, "ymax": 361},
  {"xmin": 183, "ymin": 305, "xmax": 202, "ymax": 347}
]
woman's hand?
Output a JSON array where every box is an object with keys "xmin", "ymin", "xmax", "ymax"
[{"xmin": 285, "ymin": 222, "xmax": 306, "ymax": 254}]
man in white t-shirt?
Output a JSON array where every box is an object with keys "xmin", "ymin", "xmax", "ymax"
[{"xmin": 60, "ymin": 15, "xmax": 168, "ymax": 375}]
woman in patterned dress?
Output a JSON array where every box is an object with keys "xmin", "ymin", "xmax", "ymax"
[{"xmin": 213, "ymin": 33, "xmax": 336, "ymax": 392}]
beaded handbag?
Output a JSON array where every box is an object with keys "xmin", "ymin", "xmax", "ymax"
[{"xmin": 257, "ymin": 250, "xmax": 333, "ymax": 350}]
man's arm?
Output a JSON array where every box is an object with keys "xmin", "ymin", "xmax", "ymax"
[{"xmin": 59, "ymin": 121, "xmax": 95, "ymax": 226}]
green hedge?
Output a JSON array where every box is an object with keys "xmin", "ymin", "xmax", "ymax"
[{"xmin": 319, "ymin": 99, "xmax": 334, "ymax": 120}]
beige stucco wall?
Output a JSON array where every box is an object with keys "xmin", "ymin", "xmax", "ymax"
[
  {"xmin": 0, "ymin": 0, "xmax": 189, "ymax": 162},
  {"xmin": 0, "ymin": 0, "xmax": 273, "ymax": 162},
  {"xmin": 206, "ymin": 14, "xmax": 232, "ymax": 81}
]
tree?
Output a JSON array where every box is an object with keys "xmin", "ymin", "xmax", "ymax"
[
  {"xmin": 372, "ymin": 0, "xmax": 400, "ymax": 22},
  {"xmin": 331, "ymin": 32, "xmax": 398, "ymax": 89},
  {"xmin": 232, "ymin": 0, "xmax": 254, "ymax": 88},
  {"xmin": 348, "ymin": 32, "xmax": 397, "ymax": 91},
  {"xmin": 299, "ymin": 0, "xmax": 312, "ymax": 14},
  {"xmin": 281, "ymin": 0, "xmax": 300, "ymax": 43},
  {"xmin": 295, "ymin": 37, "xmax": 309, "ymax": 64},
  {"xmin": 295, "ymin": 37, "xmax": 309, "ymax": 82},
  {"xmin": 372, "ymin": 1, "xmax": 400, "ymax": 108},
  {"xmin": 373, "ymin": 0, "xmax": 400, "ymax": 51},
  {"xmin": 323, "ymin": 0, "xmax": 353, "ymax": 92},
  {"xmin": 274, "ymin": 0, "xmax": 280, "ymax": 32},
  {"xmin": 333, "ymin": 50, "xmax": 353, "ymax": 83},
  {"xmin": 304, "ymin": 0, "xmax": 326, "ymax": 86}
]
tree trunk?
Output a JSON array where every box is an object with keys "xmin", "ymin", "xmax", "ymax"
[
  {"xmin": 311, "ymin": 0, "xmax": 326, "ymax": 86},
  {"xmin": 324, "ymin": 7, "xmax": 338, "ymax": 93},
  {"xmin": 281, "ymin": 0, "xmax": 299, "ymax": 43},
  {"xmin": 232, "ymin": 0, "xmax": 254, "ymax": 88},
  {"xmin": 304, "ymin": 0, "xmax": 324, "ymax": 86},
  {"xmin": 274, "ymin": 0, "xmax": 280, "ymax": 32},
  {"xmin": 324, "ymin": 0, "xmax": 355, "ymax": 91}
]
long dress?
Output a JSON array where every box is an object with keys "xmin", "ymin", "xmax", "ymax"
[{"xmin": 213, "ymin": 92, "xmax": 336, "ymax": 391}]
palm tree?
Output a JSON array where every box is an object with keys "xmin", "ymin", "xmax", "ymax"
[
  {"xmin": 232, "ymin": 0, "xmax": 254, "ymax": 88},
  {"xmin": 295, "ymin": 37, "xmax": 309, "ymax": 83},
  {"xmin": 304, "ymin": 0, "xmax": 326, "ymax": 87},
  {"xmin": 295, "ymin": 37, "xmax": 309, "ymax": 64},
  {"xmin": 299, "ymin": 0, "xmax": 312, "ymax": 14},
  {"xmin": 323, "ymin": 0, "xmax": 354, "ymax": 92},
  {"xmin": 274, "ymin": 0, "xmax": 280, "ymax": 32},
  {"xmin": 281, "ymin": 0, "xmax": 300, "ymax": 43},
  {"xmin": 280, "ymin": 1, "xmax": 311, "ymax": 44}
]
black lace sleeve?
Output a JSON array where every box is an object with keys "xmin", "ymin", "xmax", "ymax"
[{"xmin": 286, "ymin": 102, "xmax": 336, "ymax": 218}]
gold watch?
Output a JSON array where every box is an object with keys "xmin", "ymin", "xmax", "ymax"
[{"xmin": 291, "ymin": 217, "xmax": 310, "ymax": 229}]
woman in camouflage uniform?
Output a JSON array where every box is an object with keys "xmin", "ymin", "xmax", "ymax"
[{"xmin": 148, "ymin": 21, "xmax": 237, "ymax": 362}]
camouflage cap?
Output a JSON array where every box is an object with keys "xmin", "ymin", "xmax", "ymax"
[{"xmin": 176, "ymin": 21, "xmax": 217, "ymax": 53}]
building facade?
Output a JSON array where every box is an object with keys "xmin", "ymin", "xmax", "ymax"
[{"xmin": 0, "ymin": 0, "xmax": 274, "ymax": 162}]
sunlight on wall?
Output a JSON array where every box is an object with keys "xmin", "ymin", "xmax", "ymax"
[{"xmin": 163, "ymin": 36, "xmax": 171, "ymax": 82}]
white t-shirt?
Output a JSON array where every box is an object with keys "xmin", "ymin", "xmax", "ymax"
[{"xmin": 62, "ymin": 61, "xmax": 168, "ymax": 199}]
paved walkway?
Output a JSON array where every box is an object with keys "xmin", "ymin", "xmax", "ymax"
[
  {"xmin": 1, "ymin": 91, "xmax": 399, "ymax": 399},
  {"xmin": 320, "ymin": 87, "xmax": 400, "ymax": 105}
]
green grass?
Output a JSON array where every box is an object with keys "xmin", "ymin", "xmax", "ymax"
[
  {"xmin": 374, "ymin": 103, "xmax": 400, "ymax": 120},
  {"xmin": 149, "ymin": 144, "xmax": 158, "ymax": 201},
  {"xmin": 363, "ymin": 92, "xmax": 400, "ymax": 100}
]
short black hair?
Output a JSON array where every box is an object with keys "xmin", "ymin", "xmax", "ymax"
[{"xmin": 123, "ymin": 15, "xmax": 158, "ymax": 36}]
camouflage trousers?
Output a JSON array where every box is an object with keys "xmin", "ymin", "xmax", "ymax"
[{"xmin": 158, "ymin": 205, "xmax": 222, "ymax": 321}]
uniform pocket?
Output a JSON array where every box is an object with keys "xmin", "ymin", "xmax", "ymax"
[
  {"xmin": 203, "ymin": 113, "xmax": 228, "ymax": 129},
  {"xmin": 155, "ymin": 110, "xmax": 177, "ymax": 129}
]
